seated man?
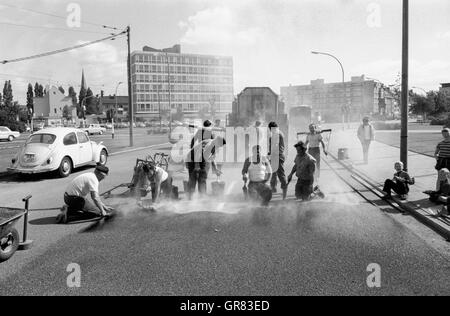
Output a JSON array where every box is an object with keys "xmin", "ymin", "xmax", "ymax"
[
  {"xmin": 242, "ymin": 145, "xmax": 273, "ymax": 206},
  {"xmin": 57, "ymin": 165, "xmax": 113, "ymax": 224},
  {"xmin": 382, "ymin": 161, "xmax": 414, "ymax": 201}
]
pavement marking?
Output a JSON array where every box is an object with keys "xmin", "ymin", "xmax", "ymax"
[{"xmin": 109, "ymin": 142, "xmax": 172, "ymax": 157}]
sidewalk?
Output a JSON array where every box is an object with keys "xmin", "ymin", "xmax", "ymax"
[{"xmin": 327, "ymin": 127, "xmax": 450, "ymax": 239}]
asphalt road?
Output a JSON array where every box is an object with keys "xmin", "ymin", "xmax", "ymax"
[{"xmin": 0, "ymin": 146, "xmax": 449, "ymax": 296}]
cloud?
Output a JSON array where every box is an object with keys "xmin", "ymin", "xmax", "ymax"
[
  {"xmin": 437, "ymin": 31, "xmax": 450, "ymax": 40},
  {"xmin": 179, "ymin": 6, "xmax": 264, "ymax": 51}
]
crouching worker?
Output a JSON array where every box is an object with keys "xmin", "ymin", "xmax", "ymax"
[
  {"xmin": 382, "ymin": 161, "xmax": 414, "ymax": 201},
  {"xmin": 288, "ymin": 141, "xmax": 323, "ymax": 201},
  {"xmin": 57, "ymin": 165, "xmax": 114, "ymax": 224},
  {"xmin": 242, "ymin": 145, "xmax": 273, "ymax": 206},
  {"xmin": 143, "ymin": 163, "xmax": 174, "ymax": 202}
]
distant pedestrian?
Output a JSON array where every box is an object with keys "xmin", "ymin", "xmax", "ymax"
[
  {"xmin": 382, "ymin": 161, "xmax": 414, "ymax": 201},
  {"xmin": 357, "ymin": 117, "xmax": 375, "ymax": 164},
  {"xmin": 288, "ymin": 141, "xmax": 317, "ymax": 201},
  {"xmin": 305, "ymin": 124, "xmax": 327, "ymax": 180},
  {"xmin": 434, "ymin": 128, "xmax": 450, "ymax": 171}
]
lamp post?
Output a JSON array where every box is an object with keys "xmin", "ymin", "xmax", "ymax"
[
  {"xmin": 400, "ymin": 0, "xmax": 409, "ymax": 170},
  {"xmin": 164, "ymin": 52, "xmax": 173, "ymax": 135},
  {"xmin": 80, "ymin": 94, "xmax": 96, "ymax": 128},
  {"xmin": 311, "ymin": 51, "xmax": 347, "ymax": 129},
  {"xmin": 112, "ymin": 81, "xmax": 124, "ymax": 139}
]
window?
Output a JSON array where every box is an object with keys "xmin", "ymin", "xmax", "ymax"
[
  {"xmin": 27, "ymin": 134, "xmax": 57, "ymax": 145},
  {"xmin": 77, "ymin": 132, "xmax": 89, "ymax": 144},
  {"xmin": 63, "ymin": 133, "xmax": 77, "ymax": 146}
]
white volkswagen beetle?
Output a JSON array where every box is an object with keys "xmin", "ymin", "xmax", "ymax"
[{"xmin": 8, "ymin": 128, "xmax": 109, "ymax": 178}]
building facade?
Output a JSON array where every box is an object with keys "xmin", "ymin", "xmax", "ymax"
[
  {"xmin": 131, "ymin": 45, "xmax": 234, "ymax": 121},
  {"xmin": 100, "ymin": 95, "xmax": 129, "ymax": 122},
  {"xmin": 33, "ymin": 86, "xmax": 77, "ymax": 120},
  {"xmin": 281, "ymin": 75, "xmax": 396, "ymax": 122},
  {"xmin": 440, "ymin": 83, "xmax": 450, "ymax": 97}
]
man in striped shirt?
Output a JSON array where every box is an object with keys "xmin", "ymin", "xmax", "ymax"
[{"xmin": 435, "ymin": 128, "xmax": 450, "ymax": 171}]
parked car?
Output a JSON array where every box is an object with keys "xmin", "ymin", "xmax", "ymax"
[
  {"xmin": 0, "ymin": 126, "xmax": 21, "ymax": 142},
  {"xmin": 83, "ymin": 124, "xmax": 106, "ymax": 135},
  {"xmin": 8, "ymin": 128, "xmax": 108, "ymax": 178}
]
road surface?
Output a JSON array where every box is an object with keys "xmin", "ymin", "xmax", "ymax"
[{"xmin": 0, "ymin": 145, "xmax": 449, "ymax": 296}]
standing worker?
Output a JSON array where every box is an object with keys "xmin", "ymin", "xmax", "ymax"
[
  {"xmin": 268, "ymin": 122, "xmax": 288, "ymax": 200},
  {"xmin": 357, "ymin": 117, "xmax": 375, "ymax": 164},
  {"xmin": 288, "ymin": 141, "xmax": 317, "ymax": 201},
  {"xmin": 434, "ymin": 128, "xmax": 450, "ymax": 171},
  {"xmin": 305, "ymin": 124, "xmax": 327, "ymax": 180}
]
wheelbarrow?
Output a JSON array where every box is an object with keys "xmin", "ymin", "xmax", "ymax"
[{"xmin": 0, "ymin": 196, "xmax": 33, "ymax": 263}]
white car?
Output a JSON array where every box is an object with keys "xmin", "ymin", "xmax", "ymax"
[
  {"xmin": 0, "ymin": 126, "xmax": 20, "ymax": 142},
  {"xmin": 83, "ymin": 124, "xmax": 106, "ymax": 135},
  {"xmin": 8, "ymin": 128, "xmax": 109, "ymax": 178}
]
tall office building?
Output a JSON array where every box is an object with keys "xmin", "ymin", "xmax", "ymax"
[
  {"xmin": 281, "ymin": 75, "xmax": 396, "ymax": 122},
  {"xmin": 131, "ymin": 45, "xmax": 234, "ymax": 121}
]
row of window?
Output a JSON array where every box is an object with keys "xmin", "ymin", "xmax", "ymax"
[
  {"xmin": 133, "ymin": 74, "xmax": 233, "ymax": 85},
  {"xmin": 135, "ymin": 103, "xmax": 232, "ymax": 113},
  {"xmin": 134, "ymin": 93, "xmax": 233, "ymax": 103},
  {"xmin": 132, "ymin": 64, "xmax": 233, "ymax": 76},
  {"xmin": 132, "ymin": 54, "xmax": 232, "ymax": 67},
  {"xmin": 133, "ymin": 84, "xmax": 233, "ymax": 94}
]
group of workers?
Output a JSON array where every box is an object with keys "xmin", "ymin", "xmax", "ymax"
[{"xmin": 56, "ymin": 120, "xmax": 327, "ymax": 224}]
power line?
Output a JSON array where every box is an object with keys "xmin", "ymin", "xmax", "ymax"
[
  {"xmin": 0, "ymin": 3, "xmax": 119, "ymax": 30},
  {"xmin": 0, "ymin": 21, "xmax": 114, "ymax": 35},
  {"xmin": 1, "ymin": 31, "xmax": 127, "ymax": 65}
]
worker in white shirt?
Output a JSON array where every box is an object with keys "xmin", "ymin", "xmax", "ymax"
[
  {"xmin": 242, "ymin": 145, "xmax": 273, "ymax": 206},
  {"xmin": 357, "ymin": 117, "xmax": 375, "ymax": 164},
  {"xmin": 57, "ymin": 165, "xmax": 113, "ymax": 224}
]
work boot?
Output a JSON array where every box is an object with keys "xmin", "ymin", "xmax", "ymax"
[{"xmin": 56, "ymin": 206, "xmax": 68, "ymax": 224}]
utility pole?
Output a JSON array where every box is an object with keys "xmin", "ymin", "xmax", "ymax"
[
  {"xmin": 401, "ymin": 0, "xmax": 409, "ymax": 170},
  {"xmin": 127, "ymin": 26, "xmax": 134, "ymax": 147}
]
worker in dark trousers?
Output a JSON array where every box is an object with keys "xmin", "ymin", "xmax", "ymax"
[
  {"xmin": 242, "ymin": 145, "xmax": 273, "ymax": 206},
  {"xmin": 288, "ymin": 141, "xmax": 317, "ymax": 201},
  {"xmin": 186, "ymin": 136, "xmax": 226, "ymax": 198},
  {"xmin": 268, "ymin": 122, "xmax": 288, "ymax": 200}
]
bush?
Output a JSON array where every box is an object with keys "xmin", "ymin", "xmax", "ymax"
[
  {"xmin": 429, "ymin": 113, "xmax": 450, "ymax": 126},
  {"xmin": 6, "ymin": 121, "xmax": 26, "ymax": 133}
]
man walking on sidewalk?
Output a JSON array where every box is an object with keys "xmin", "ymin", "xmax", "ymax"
[
  {"xmin": 357, "ymin": 117, "xmax": 375, "ymax": 164},
  {"xmin": 434, "ymin": 128, "xmax": 450, "ymax": 171}
]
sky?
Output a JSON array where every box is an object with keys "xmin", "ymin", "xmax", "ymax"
[{"xmin": 0, "ymin": 0, "xmax": 449, "ymax": 104}]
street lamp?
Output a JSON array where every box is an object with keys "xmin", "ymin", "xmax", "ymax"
[
  {"xmin": 311, "ymin": 51, "xmax": 347, "ymax": 128},
  {"xmin": 112, "ymin": 81, "xmax": 124, "ymax": 139},
  {"xmin": 412, "ymin": 86, "xmax": 427, "ymax": 95}
]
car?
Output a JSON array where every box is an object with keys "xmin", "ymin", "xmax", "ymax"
[
  {"xmin": 8, "ymin": 128, "xmax": 109, "ymax": 178},
  {"xmin": 0, "ymin": 126, "xmax": 21, "ymax": 142},
  {"xmin": 105, "ymin": 123, "xmax": 113, "ymax": 129},
  {"xmin": 83, "ymin": 124, "xmax": 106, "ymax": 135}
]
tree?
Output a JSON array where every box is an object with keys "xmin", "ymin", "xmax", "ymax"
[
  {"xmin": 58, "ymin": 86, "xmax": 65, "ymax": 95},
  {"xmin": 410, "ymin": 93, "xmax": 434, "ymax": 118},
  {"xmin": 62, "ymin": 105, "xmax": 72, "ymax": 121},
  {"xmin": 78, "ymin": 85, "xmax": 87, "ymax": 118},
  {"xmin": 2, "ymin": 81, "xmax": 13, "ymax": 110},
  {"xmin": 38, "ymin": 84, "xmax": 44, "ymax": 97},
  {"xmin": 26, "ymin": 83, "xmax": 34, "ymax": 114},
  {"xmin": 34, "ymin": 83, "xmax": 39, "ymax": 97},
  {"xmin": 85, "ymin": 87, "xmax": 96, "ymax": 115}
]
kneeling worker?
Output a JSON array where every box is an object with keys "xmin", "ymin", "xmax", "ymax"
[
  {"xmin": 242, "ymin": 145, "xmax": 273, "ymax": 206},
  {"xmin": 288, "ymin": 141, "xmax": 318, "ymax": 201},
  {"xmin": 57, "ymin": 165, "xmax": 114, "ymax": 224}
]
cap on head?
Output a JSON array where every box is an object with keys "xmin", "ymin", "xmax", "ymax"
[
  {"xmin": 203, "ymin": 120, "xmax": 212, "ymax": 128},
  {"xmin": 95, "ymin": 164, "xmax": 109, "ymax": 175},
  {"xmin": 294, "ymin": 141, "xmax": 307, "ymax": 150},
  {"xmin": 363, "ymin": 116, "xmax": 370, "ymax": 122},
  {"xmin": 442, "ymin": 128, "xmax": 450, "ymax": 134},
  {"xmin": 268, "ymin": 122, "xmax": 278, "ymax": 129}
]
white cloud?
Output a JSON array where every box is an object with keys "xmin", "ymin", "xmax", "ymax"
[{"xmin": 437, "ymin": 31, "xmax": 450, "ymax": 40}]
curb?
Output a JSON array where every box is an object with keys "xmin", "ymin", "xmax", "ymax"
[{"xmin": 330, "ymin": 153, "xmax": 450, "ymax": 242}]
